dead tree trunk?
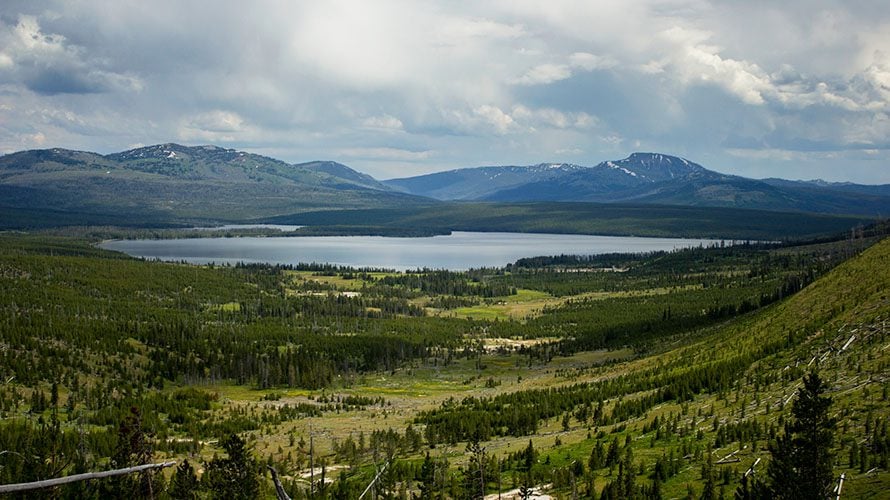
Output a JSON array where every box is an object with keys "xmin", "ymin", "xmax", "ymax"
[{"xmin": 0, "ymin": 461, "xmax": 176, "ymax": 494}]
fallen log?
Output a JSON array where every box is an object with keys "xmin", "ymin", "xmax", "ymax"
[{"xmin": 0, "ymin": 460, "xmax": 176, "ymax": 494}]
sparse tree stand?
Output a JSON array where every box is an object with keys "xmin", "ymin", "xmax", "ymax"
[{"xmin": 765, "ymin": 371, "xmax": 836, "ymax": 499}]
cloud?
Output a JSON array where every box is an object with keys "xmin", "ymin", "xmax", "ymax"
[
  {"xmin": 511, "ymin": 105, "xmax": 596, "ymax": 129},
  {"xmin": 513, "ymin": 63, "xmax": 574, "ymax": 86},
  {"xmin": 654, "ymin": 26, "xmax": 773, "ymax": 105},
  {"xmin": 436, "ymin": 17, "xmax": 526, "ymax": 41},
  {"xmin": 569, "ymin": 52, "xmax": 616, "ymax": 71},
  {"xmin": 175, "ymin": 110, "xmax": 248, "ymax": 143},
  {"xmin": 0, "ymin": 53, "xmax": 14, "ymax": 69},
  {"xmin": 473, "ymin": 105, "xmax": 517, "ymax": 135},
  {"xmin": 442, "ymin": 104, "xmax": 596, "ymax": 136},
  {"xmin": 0, "ymin": 15, "xmax": 141, "ymax": 95},
  {"xmin": 337, "ymin": 147, "xmax": 432, "ymax": 161},
  {"xmin": 0, "ymin": 1, "xmax": 888, "ymax": 183},
  {"xmin": 185, "ymin": 111, "xmax": 245, "ymax": 133},
  {"xmin": 361, "ymin": 114, "xmax": 404, "ymax": 131},
  {"xmin": 513, "ymin": 52, "xmax": 616, "ymax": 86}
]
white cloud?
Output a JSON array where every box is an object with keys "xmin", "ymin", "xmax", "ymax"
[
  {"xmin": 361, "ymin": 114, "xmax": 404, "ymax": 131},
  {"xmin": 436, "ymin": 17, "xmax": 525, "ymax": 41},
  {"xmin": 569, "ymin": 52, "xmax": 616, "ymax": 71},
  {"xmin": 177, "ymin": 110, "xmax": 248, "ymax": 143},
  {"xmin": 657, "ymin": 26, "xmax": 772, "ymax": 105},
  {"xmin": 513, "ymin": 63, "xmax": 573, "ymax": 86},
  {"xmin": 186, "ymin": 110, "xmax": 245, "ymax": 133},
  {"xmin": 513, "ymin": 52, "xmax": 615, "ymax": 86},
  {"xmin": 862, "ymin": 52, "xmax": 890, "ymax": 101},
  {"xmin": 511, "ymin": 105, "xmax": 596, "ymax": 129},
  {"xmin": 0, "ymin": 53, "xmax": 14, "ymax": 69},
  {"xmin": 337, "ymin": 147, "xmax": 432, "ymax": 161},
  {"xmin": 473, "ymin": 105, "xmax": 517, "ymax": 135},
  {"xmin": 555, "ymin": 147, "xmax": 584, "ymax": 155},
  {"xmin": 443, "ymin": 104, "xmax": 596, "ymax": 136}
]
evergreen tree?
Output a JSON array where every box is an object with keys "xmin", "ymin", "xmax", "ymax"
[
  {"xmin": 606, "ymin": 437, "xmax": 621, "ymax": 471},
  {"xmin": 203, "ymin": 433, "xmax": 260, "ymax": 499},
  {"xmin": 462, "ymin": 440, "xmax": 487, "ymax": 499},
  {"xmin": 418, "ymin": 452, "xmax": 437, "ymax": 499},
  {"xmin": 521, "ymin": 439, "xmax": 537, "ymax": 473},
  {"xmin": 619, "ymin": 447, "xmax": 637, "ymax": 499},
  {"xmin": 766, "ymin": 371, "xmax": 836, "ymax": 499},
  {"xmin": 589, "ymin": 440, "xmax": 606, "ymax": 470},
  {"xmin": 168, "ymin": 459, "xmax": 200, "ymax": 499},
  {"xmin": 699, "ymin": 449, "xmax": 716, "ymax": 500}
]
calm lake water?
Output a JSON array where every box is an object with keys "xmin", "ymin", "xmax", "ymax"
[
  {"xmin": 187, "ymin": 224, "xmax": 304, "ymax": 232},
  {"xmin": 100, "ymin": 232, "xmax": 720, "ymax": 271}
]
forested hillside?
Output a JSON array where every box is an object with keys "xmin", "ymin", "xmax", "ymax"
[
  {"xmin": 0, "ymin": 144, "xmax": 428, "ymax": 226},
  {"xmin": 0, "ymin": 232, "xmax": 887, "ymax": 497}
]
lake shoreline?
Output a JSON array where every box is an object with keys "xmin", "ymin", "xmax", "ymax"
[{"xmin": 99, "ymin": 231, "xmax": 724, "ymax": 271}]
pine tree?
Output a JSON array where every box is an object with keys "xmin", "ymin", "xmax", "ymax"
[
  {"xmin": 699, "ymin": 448, "xmax": 716, "ymax": 500},
  {"xmin": 589, "ymin": 440, "xmax": 606, "ymax": 470},
  {"xmin": 168, "ymin": 459, "xmax": 200, "ymax": 499},
  {"xmin": 766, "ymin": 371, "xmax": 836, "ymax": 499},
  {"xmin": 463, "ymin": 440, "xmax": 487, "ymax": 499},
  {"xmin": 418, "ymin": 452, "xmax": 436, "ymax": 499},
  {"xmin": 521, "ymin": 439, "xmax": 538, "ymax": 473},
  {"xmin": 203, "ymin": 433, "xmax": 260, "ymax": 499}
]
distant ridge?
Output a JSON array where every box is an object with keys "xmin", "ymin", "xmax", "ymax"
[
  {"xmin": 385, "ymin": 152, "xmax": 890, "ymax": 216},
  {"xmin": 295, "ymin": 160, "xmax": 390, "ymax": 191},
  {"xmin": 0, "ymin": 143, "xmax": 426, "ymax": 225},
  {"xmin": 384, "ymin": 163, "xmax": 586, "ymax": 200},
  {"xmin": 1, "ymin": 144, "xmax": 887, "ymax": 230}
]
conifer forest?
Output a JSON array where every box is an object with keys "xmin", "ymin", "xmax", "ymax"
[{"xmin": 0, "ymin": 227, "xmax": 888, "ymax": 498}]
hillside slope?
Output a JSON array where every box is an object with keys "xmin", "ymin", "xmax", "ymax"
[
  {"xmin": 384, "ymin": 163, "xmax": 586, "ymax": 200},
  {"xmin": 272, "ymin": 202, "xmax": 870, "ymax": 241},
  {"xmin": 0, "ymin": 144, "xmax": 427, "ymax": 226},
  {"xmin": 0, "ymin": 233, "xmax": 887, "ymax": 496}
]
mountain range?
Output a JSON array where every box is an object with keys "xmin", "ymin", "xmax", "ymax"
[
  {"xmin": 385, "ymin": 153, "xmax": 890, "ymax": 216},
  {"xmin": 0, "ymin": 144, "xmax": 887, "ymax": 229},
  {"xmin": 0, "ymin": 143, "xmax": 425, "ymax": 225}
]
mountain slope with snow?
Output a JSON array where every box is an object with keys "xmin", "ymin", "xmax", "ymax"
[
  {"xmin": 388, "ymin": 153, "xmax": 890, "ymax": 215},
  {"xmin": 0, "ymin": 143, "xmax": 427, "ymax": 224}
]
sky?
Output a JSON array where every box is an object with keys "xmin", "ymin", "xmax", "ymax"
[{"xmin": 0, "ymin": 1, "xmax": 889, "ymax": 183}]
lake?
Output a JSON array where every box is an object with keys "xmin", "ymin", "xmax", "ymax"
[
  {"xmin": 100, "ymin": 231, "xmax": 721, "ymax": 271},
  {"xmin": 187, "ymin": 224, "xmax": 304, "ymax": 232}
]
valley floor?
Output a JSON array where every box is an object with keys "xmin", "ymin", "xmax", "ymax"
[{"xmin": 0, "ymin": 232, "xmax": 887, "ymax": 498}]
